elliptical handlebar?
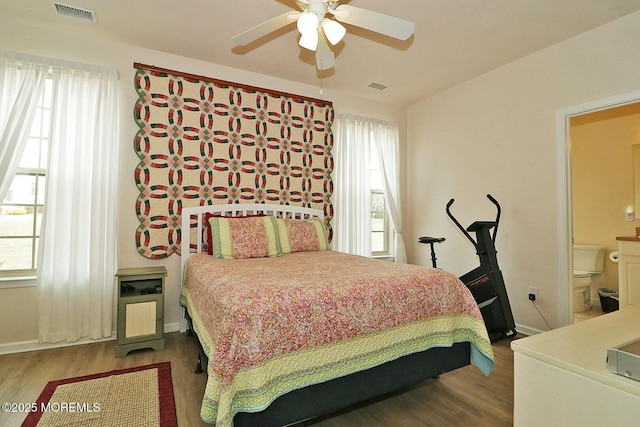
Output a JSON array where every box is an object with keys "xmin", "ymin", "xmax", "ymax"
[
  {"xmin": 446, "ymin": 194, "xmax": 502, "ymax": 247},
  {"xmin": 486, "ymin": 194, "xmax": 501, "ymax": 244},
  {"xmin": 446, "ymin": 198, "xmax": 477, "ymax": 248}
]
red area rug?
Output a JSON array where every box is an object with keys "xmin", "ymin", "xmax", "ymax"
[{"xmin": 22, "ymin": 362, "xmax": 177, "ymax": 426}]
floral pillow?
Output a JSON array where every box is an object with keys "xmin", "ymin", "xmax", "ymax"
[
  {"xmin": 208, "ymin": 215, "xmax": 282, "ymax": 259},
  {"xmin": 277, "ymin": 218, "xmax": 329, "ymax": 254},
  {"xmin": 204, "ymin": 213, "xmax": 265, "ymax": 255}
]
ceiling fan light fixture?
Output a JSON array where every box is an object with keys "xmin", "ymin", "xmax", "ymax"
[
  {"xmin": 232, "ymin": 1, "xmax": 416, "ymax": 71},
  {"xmin": 321, "ymin": 19, "xmax": 346, "ymax": 45},
  {"xmin": 297, "ymin": 12, "xmax": 319, "ymax": 35},
  {"xmin": 299, "ymin": 31, "xmax": 319, "ymax": 51}
]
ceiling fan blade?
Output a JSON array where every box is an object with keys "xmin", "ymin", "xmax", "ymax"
[
  {"xmin": 315, "ymin": 33, "xmax": 335, "ymax": 70},
  {"xmin": 232, "ymin": 11, "xmax": 300, "ymax": 46},
  {"xmin": 332, "ymin": 5, "xmax": 415, "ymax": 41}
]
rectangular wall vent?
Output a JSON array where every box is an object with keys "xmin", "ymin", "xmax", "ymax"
[
  {"xmin": 367, "ymin": 82, "xmax": 391, "ymax": 91},
  {"xmin": 51, "ymin": 2, "xmax": 97, "ymax": 23}
]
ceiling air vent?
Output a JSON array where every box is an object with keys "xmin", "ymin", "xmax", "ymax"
[
  {"xmin": 367, "ymin": 82, "xmax": 391, "ymax": 91},
  {"xmin": 51, "ymin": 2, "xmax": 97, "ymax": 23}
]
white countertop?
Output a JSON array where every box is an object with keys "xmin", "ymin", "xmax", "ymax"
[{"xmin": 511, "ymin": 304, "xmax": 640, "ymax": 397}]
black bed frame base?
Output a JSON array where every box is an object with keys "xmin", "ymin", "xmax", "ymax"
[{"xmin": 237, "ymin": 342, "xmax": 470, "ymax": 427}]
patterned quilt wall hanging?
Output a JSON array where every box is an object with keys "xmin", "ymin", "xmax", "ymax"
[{"xmin": 133, "ymin": 63, "xmax": 335, "ymax": 259}]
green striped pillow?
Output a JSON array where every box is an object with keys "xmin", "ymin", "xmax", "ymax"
[{"xmin": 208, "ymin": 215, "xmax": 282, "ymax": 259}]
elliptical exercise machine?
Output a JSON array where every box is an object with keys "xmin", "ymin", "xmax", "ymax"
[{"xmin": 419, "ymin": 194, "xmax": 517, "ymax": 342}]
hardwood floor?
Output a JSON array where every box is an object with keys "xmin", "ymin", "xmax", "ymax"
[
  {"xmin": 0, "ymin": 332, "xmax": 519, "ymax": 426},
  {"xmin": 303, "ymin": 335, "xmax": 517, "ymax": 427}
]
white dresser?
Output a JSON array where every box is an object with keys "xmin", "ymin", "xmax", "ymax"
[{"xmin": 511, "ymin": 305, "xmax": 640, "ymax": 426}]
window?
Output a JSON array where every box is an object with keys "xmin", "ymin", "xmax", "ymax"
[
  {"xmin": 370, "ymin": 143, "xmax": 389, "ymax": 256},
  {"xmin": 0, "ymin": 78, "xmax": 52, "ymax": 276}
]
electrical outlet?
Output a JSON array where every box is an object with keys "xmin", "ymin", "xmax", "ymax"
[{"xmin": 528, "ymin": 286, "xmax": 539, "ymax": 301}]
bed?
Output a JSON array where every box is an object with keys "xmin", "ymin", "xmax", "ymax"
[{"xmin": 179, "ymin": 204, "xmax": 494, "ymax": 427}]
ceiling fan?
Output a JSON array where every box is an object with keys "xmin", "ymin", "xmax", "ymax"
[{"xmin": 231, "ymin": 0, "xmax": 415, "ymax": 70}]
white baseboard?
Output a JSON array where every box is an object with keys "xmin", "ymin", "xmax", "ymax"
[
  {"xmin": 1, "ymin": 319, "xmax": 541, "ymax": 354},
  {"xmin": 0, "ymin": 322, "xmax": 182, "ymax": 355},
  {"xmin": 0, "ymin": 335, "xmax": 116, "ymax": 355},
  {"xmin": 164, "ymin": 321, "xmax": 180, "ymax": 333},
  {"xmin": 515, "ymin": 323, "xmax": 547, "ymax": 337}
]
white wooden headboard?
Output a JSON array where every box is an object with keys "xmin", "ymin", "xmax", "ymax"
[{"xmin": 180, "ymin": 204, "xmax": 324, "ymax": 279}]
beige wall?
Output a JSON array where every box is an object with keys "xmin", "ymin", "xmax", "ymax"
[
  {"xmin": 571, "ymin": 103, "xmax": 640, "ymax": 296},
  {"xmin": 406, "ymin": 11, "xmax": 640, "ymax": 333},
  {"xmin": 0, "ymin": 17, "xmax": 406, "ymax": 346}
]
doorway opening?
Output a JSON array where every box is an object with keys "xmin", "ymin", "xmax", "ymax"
[{"xmin": 558, "ymin": 90, "xmax": 640, "ymax": 325}]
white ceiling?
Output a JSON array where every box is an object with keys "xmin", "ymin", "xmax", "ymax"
[{"xmin": 4, "ymin": 0, "xmax": 640, "ymax": 106}]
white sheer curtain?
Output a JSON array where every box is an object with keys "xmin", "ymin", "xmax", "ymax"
[
  {"xmin": 37, "ymin": 59, "xmax": 119, "ymax": 343},
  {"xmin": 333, "ymin": 115, "xmax": 372, "ymax": 256},
  {"xmin": 333, "ymin": 114, "xmax": 406, "ymax": 262},
  {"xmin": 372, "ymin": 122, "xmax": 407, "ymax": 263},
  {"xmin": 0, "ymin": 52, "xmax": 48, "ymax": 202}
]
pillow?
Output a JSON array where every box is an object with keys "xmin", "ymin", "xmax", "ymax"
[
  {"xmin": 208, "ymin": 215, "xmax": 282, "ymax": 259},
  {"xmin": 277, "ymin": 217, "xmax": 329, "ymax": 254},
  {"xmin": 205, "ymin": 212, "xmax": 264, "ymax": 255}
]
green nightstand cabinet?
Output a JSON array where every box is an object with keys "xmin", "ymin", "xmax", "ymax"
[{"xmin": 115, "ymin": 266, "xmax": 167, "ymax": 357}]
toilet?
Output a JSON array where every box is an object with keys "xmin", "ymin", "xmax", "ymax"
[{"xmin": 573, "ymin": 245, "xmax": 606, "ymax": 312}]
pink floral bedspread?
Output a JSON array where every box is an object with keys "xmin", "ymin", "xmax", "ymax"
[{"xmin": 180, "ymin": 250, "xmax": 494, "ymax": 426}]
